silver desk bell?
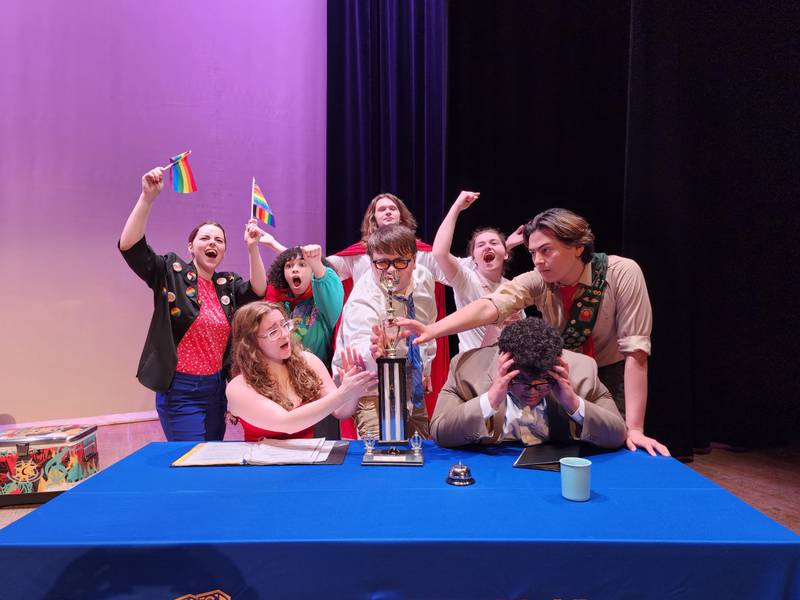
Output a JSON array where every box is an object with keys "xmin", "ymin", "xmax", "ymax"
[{"xmin": 446, "ymin": 461, "xmax": 475, "ymax": 486}]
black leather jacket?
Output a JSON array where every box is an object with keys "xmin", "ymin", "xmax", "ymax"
[{"xmin": 119, "ymin": 236, "xmax": 260, "ymax": 391}]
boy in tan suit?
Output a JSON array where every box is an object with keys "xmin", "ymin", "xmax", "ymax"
[{"xmin": 431, "ymin": 317, "xmax": 626, "ymax": 448}]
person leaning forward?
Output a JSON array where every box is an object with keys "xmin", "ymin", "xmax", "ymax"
[{"xmin": 431, "ymin": 317, "xmax": 626, "ymax": 449}]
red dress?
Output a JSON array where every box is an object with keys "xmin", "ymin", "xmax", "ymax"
[{"xmin": 239, "ymin": 418, "xmax": 314, "ymax": 442}]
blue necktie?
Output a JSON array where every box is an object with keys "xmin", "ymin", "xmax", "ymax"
[{"xmin": 394, "ymin": 293, "xmax": 424, "ymax": 409}]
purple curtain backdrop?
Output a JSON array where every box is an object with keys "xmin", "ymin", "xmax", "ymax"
[{"xmin": 0, "ymin": 1, "xmax": 327, "ymax": 423}]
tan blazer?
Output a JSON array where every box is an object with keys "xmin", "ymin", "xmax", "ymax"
[{"xmin": 431, "ymin": 347, "xmax": 626, "ymax": 449}]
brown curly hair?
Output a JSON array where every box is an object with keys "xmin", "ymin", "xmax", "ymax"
[
  {"xmin": 360, "ymin": 193, "xmax": 418, "ymax": 242},
  {"xmin": 230, "ymin": 302, "xmax": 322, "ymax": 410}
]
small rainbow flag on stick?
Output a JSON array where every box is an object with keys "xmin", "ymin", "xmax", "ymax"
[
  {"xmin": 251, "ymin": 177, "xmax": 275, "ymax": 226},
  {"xmin": 164, "ymin": 150, "xmax": 197, "ymax": 193}
]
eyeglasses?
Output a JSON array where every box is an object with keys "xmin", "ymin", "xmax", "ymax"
[
  {"xmin": 509, "ymin": 376, "xmax": 554, "ymax": 393},
  {"xmin": 257, "ymin": 320, "xmax": 295, "ymax": 341},
  {"xmin": 372, "ymin": 257, "xmax": 412, "ymax": 271}
]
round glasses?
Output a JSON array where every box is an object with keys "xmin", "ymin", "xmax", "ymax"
[{"xmin": 257, "ymin": 320, "xmax": 295, "ymax": 341}]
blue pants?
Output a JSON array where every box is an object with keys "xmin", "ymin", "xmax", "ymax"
[{"xmin": 156, "ymin": 371, "xmax": 226, "ymax": 441}]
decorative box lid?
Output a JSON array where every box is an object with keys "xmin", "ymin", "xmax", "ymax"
[{"xmin": 0, "ymin": 424, "xmax": 97, "ymax": 446}]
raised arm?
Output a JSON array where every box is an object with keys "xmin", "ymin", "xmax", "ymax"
[
  {"xmin": 325, "ymin": 254, "xmax": 355, "ymax": 280},
  {"xmin": 432, "ymin": 190, "xmax": 480, "ymax": 282},
  {"xmin": 227, "ymin": 361, "xmax": 376, "ymax": 434},
  {"xmin": 244, "ymin": 219, "xmax": 267, "ymax": 296},
  {"xmin": 302, "ymin": 244, "xmax": 327, "ymax": 279},
  {"xmin": 505, "ymin": 225, "xmax": 526, "ymax": 251},
  {"xmin": 258, "ymin": 231, "xmax": 288, "ymax": 254},
  {"xmin": 119, "ymin": 167, "xmax": 164, "ymax": 251}
]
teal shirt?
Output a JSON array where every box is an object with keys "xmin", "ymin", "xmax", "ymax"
[{"xmin": 286, "ymin": 267, "xmax": 344, "ymax": 367}]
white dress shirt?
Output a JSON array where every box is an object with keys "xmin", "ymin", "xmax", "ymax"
[
  {"xmin": 479, "ymin": 392, "xmax": 586, "ymax": 438},
  {"xmin": 332, "ymin": 264, "xmax": 438, "ymax": 375}
]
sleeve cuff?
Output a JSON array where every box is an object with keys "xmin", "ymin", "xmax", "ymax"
[
  {"xmin": 618, "ymin": 335, "xmax": 652, "ymax": 355},
  {"xmin": 479, "ymin": 392, "xmax": 497, "ymax": 419},
  {"xmin": 568, "ymin": 396, "xmax": 586, "ymax": 425}
]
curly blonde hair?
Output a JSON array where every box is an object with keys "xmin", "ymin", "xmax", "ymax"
[
  {"xmin": 230, "ymin": 302, "xmax": 322, "ymax": 410},
  {"xmin": 360, "ymin": 193, "xmax": 418, "ymax": 242}
]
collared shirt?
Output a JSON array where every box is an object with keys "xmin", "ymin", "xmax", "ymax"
[
  {"xmin": 487, "ymin": 255, "xmax": 652, "ymax": 367},
  {"xmin": 327, "ymin": 251, "xmax": 470, "ymax": 285},
  {"xmin": 477, "ymin": 392, "xmax": 585, "ymax": 441},
  {"xmin": 332, "ymin": 264, "xmax": 438, "ymax": 375},
  {"xmin": 448, "ymin": 266, "xmax": 526, "ymax": 351}
]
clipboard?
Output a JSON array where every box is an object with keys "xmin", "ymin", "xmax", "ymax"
[{"xmin": 512, "ymin": 443, "xmax": 608, "ymax": 471}]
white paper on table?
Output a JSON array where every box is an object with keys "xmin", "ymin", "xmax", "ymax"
[
  {"xmin": 173, "ymin": 438, "xmax": 335, "ymax": 466},
  {"xmin": 247, "ymin": 438, "xmax": 333, "ymax": 465}
]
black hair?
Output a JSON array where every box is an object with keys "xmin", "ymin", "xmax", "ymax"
[
  {"xmin": 267, "ymin": 247, "xmax": 333, "ymax": 292},
  {"xmin": 497, "ymin": 317, "xmax": 563, "ymax": 376}
]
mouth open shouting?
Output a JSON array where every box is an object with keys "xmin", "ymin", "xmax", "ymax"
[
  {"xmin": 189, "ymin": 224, "xmax": 227, "ymax": 276},
  {"xmin": 283, "ymin": 256, "xmax": 312, "ymax": 296}
]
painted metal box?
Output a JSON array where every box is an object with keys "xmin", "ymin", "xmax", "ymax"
[{"xmin": 0, "ymin": 424, "xmax": 98, "ymax": 505}]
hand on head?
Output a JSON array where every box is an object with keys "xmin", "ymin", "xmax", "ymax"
[
  {"xmin": 547, "ymin": 356, "xmax": 580, "ymax": 414},
  {"xmin": 141, "ymin": 167, "xmax": 165, "ymax": 199},
  {"xmin": 488, "ymin": 351, "xmax": 519, "ymax": 410}
]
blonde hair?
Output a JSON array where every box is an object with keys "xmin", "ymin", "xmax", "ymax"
[
  {"xmin": 360, "ymin": 193, "xmax": 417, "ymax": 242},
  {"xmin": 230, "ymin": 302, "xmax": 322, "ymax": 410}
]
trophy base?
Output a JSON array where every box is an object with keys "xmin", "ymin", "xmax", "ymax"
[{"xmin": 362, "ymin": 446, "xmax": 424, "ymax": 467}]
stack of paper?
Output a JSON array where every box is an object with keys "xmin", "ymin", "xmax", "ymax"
[{"xmin": 172, "ymin": 438, "xmax": 337, "ymax": 467}]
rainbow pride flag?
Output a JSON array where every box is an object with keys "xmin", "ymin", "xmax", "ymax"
[
  {"xmin": 251, "ymin": 177, "xmax": 275, "ymax": 226},
  {"xmin": 169, "ymin": 150, "xmax": 197, "ymax": 193}
]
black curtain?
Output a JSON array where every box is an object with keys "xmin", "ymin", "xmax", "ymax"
[
  {"xmin": 327, "ymin": 0, "xmax": 448, "ymax": 250},
  {"xmin": 445, "ymin": 0, "xmax": 631, "ymax": 279},
  {"xmin": 445, "ymin": 0, "xmax": 800, "ymax": 453},
  {"xmin": 328, "ymin": 0, "xmax": 800, "ymax": 451},
  {"xmin": 625, "ymin": 0, "xmax": 800, "ymax": 449}
]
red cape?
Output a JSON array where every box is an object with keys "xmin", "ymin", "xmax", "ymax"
[{"xmin": 332, "ymin": 240, "xmax": 450, "ymax": 439}]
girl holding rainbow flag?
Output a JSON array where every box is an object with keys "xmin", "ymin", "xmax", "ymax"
[{"xmin": 118, "ymin": 166, "xmax": 267, "ymax": 441}]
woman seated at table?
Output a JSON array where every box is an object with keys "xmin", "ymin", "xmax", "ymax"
[{"xmin": 226, "ymin": 301, "xmax": 376, "ymax": 440}]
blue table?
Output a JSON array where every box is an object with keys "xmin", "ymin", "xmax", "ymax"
[{"xmin": 1, "ymin": 442, "xmax": 798, "ymax": 599}]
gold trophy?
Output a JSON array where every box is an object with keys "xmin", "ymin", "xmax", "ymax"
[{"xmin": 362, "ymin": 270, "xmax": 424, "ymax": 466}]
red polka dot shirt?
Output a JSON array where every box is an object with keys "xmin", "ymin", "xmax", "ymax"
[{"xmin": 176, "ymin": 277, "xmax": 230, "ymax": 375}]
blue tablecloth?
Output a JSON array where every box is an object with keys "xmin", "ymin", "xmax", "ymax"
[{"xmin": 0, "ymin": 441, "xmax": 798, "ymax": 599}]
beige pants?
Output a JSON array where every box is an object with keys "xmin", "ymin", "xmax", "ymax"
[{"xmin": 354, "ymin": 395, "xmax": 430, "ymax": 440}]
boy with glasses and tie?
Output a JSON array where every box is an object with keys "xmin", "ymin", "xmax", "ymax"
[
  {"xmin": 333, "ymin": 224, "xmax": 438, "ymax": 439},
  {"xmin": 431, "ymin": 317, "xmax": 626, "ymax": 449}
]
